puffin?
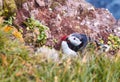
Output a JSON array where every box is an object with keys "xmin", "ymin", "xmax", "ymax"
[{"xmin": 61, "ymin": 33, "xmax": 110, "ymax": 56}]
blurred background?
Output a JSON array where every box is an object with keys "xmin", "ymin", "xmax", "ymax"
[{"xmin": 86, "ymin": 0, "xmax": 120, "ymax": 19}]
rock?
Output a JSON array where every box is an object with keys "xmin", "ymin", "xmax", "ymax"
[
  {"xmin": 35, "ymin": 46, "xmax": 59, "ymax": 62},
  {"xmin": 14, "ymin": 0, "xmax": 118, "ymax": 50},
  {"xmin": 112, "ymin": 20, "xmax": 120, "ymax": 37},
  {"xmin": 35, "ymin": 0, "xmax": 51, "ymax": 7},
  {"xmin": 35, "ymin": 0, "xmax": 46, "ymax": 7}
]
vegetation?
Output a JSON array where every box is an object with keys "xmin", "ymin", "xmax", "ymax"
[
  {"xmin": 0, "ymin": 0, "xmax": 16, "ymax": 18},
  {"xmin": 0, "ymin": 20, "xmax": 28, "ymax": 58},
  {"xmin": 24, "ymin": 17, "xmax": 49, "ymax": 46},
  {"xmin": 0, "ymin": 18, "xmax": 120, "ymax": 81},
  {"xmin": 0, "ymin": 0, "xmax": 27, "ymax": 18},
  {"xmin": 0, "ymin": 0, "xmax": 120, "ymax": 82},
  {"xmin": 108, "ymin": 34, "xmax": 120, "ymax": 50}
]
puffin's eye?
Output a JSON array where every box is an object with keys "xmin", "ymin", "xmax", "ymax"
[{"xmin": 73, "ymin": 38, "xmax": 76, "ymax": 40}]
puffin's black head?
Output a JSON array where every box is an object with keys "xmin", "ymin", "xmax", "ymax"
[{"xmin": 67, "ymin": 33, "xmax": 89, "ymax": 52}]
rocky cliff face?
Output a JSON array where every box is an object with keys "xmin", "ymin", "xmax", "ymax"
[{"xmin": 14, "ymin": 0, "xmax": 119, "ymax": 49}]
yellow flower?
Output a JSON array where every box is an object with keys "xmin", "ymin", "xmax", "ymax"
[
  {"xmin": 12, "ymin": 29, "xmax": 24, "ymax": 42},
  {"xmin": 3, "ymin": 26, "xmax": 13, "ymax": 32},
  {"xmin": 3, "ymin": 25, "xmax": 24, "ymax": 42}
]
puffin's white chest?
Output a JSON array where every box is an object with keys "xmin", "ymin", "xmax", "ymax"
[{"xmin": 61, "ymin": 41, "xmax": 77, "ymax": 57}]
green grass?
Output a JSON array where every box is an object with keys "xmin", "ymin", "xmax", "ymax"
[{"xmin": 0, "ymin": 52, "xmax": 120, "ymax": 82}]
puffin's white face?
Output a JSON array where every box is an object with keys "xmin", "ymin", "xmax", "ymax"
[{"xmin": 68, "ymin": 36, "xmax": 82, "ymax": 46}]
